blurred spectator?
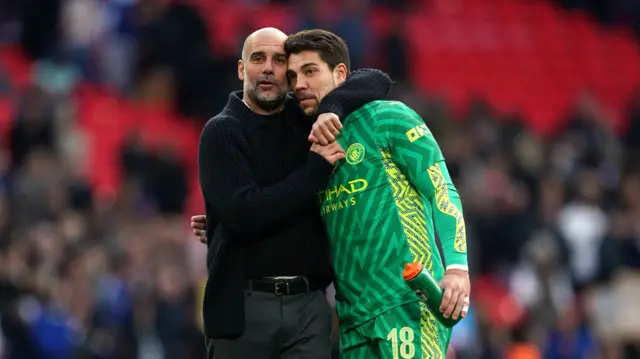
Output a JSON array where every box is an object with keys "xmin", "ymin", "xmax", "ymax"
[
  {"xmin": 60, "ymin": 0, "xmax": 108, "ymax": 81},
  {"xmin": 135, "ymin": 0, "xmax": 220, "ymax": 119},
  {"xmin": 142, "ymin": 146, "xmax": 188, "ymax": 215},
  {"xmin": 557, "ymin": 168, "xmax": 608, "ymax": 288},
  {"xmin": 622, "ymin": 87, "xmax": 640, "ymax": 165},
  {"xmin": 332, "ymin": 0, "xmax": 369, "ymax": 69},
  {"xmin": 101, "ymin": 0, "xmax": 139, "ymax": 92},
  {"xmin": 120, "ymin": 137, "xmax": 188, "ymax": 216},
  {"xmin": 383, "ymin": 13, "xmax": 409, "ymax": 82},
  {"xmin": 9, "ymin": 87, "xmax": 55, "ymax": 170}
]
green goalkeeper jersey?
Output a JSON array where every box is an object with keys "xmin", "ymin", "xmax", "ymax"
[{"xmin": 318, "ymin": 100, "xmax": 468, "ymax": 331}]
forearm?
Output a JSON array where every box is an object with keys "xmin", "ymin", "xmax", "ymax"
[
  {"xmin": 200, "ymin": 154, "xmax": 332, "ymax": 233},
  {"xmin": 426, "ymin": 161, "xmax": 468, "ymax": 270},
  {"xmin": 317, "ymin": 68, "xmax": 392, "ymax": 118},
  {"xmin": 199, "ymin": 120, "xmax": 333, "ymax": 234}
]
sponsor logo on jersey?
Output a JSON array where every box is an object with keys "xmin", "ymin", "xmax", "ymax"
[
  {"xmin": 318, "ymin": 179, "xmax": 368, "ymax": 215},
  {"xmin": 406, "ymin": 123, "xmax": 431, "ymax": 143},
  {"xmin": 346, "ymin": 143, "xmax": 365, "ymax": 165}
]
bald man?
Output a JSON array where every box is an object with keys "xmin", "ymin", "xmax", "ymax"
[{"xmin": 198, "ymin": 27, "xmax": 391, "ymax": 359}]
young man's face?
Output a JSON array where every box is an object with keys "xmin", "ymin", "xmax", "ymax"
[{"xmin": 287, "ymin": 51, "xmax": 347, "ymax": 116}]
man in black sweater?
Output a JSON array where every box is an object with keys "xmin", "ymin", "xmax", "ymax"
[{"xmin": 197, "ymin": 27, "xmax": 391, "ymax": 359}]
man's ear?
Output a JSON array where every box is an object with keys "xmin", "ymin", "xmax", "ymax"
[
  {"xmin": 238, "ymin": 59, "xmax": 245, "ymax": 82},
  {"xmin": 334, "ymin": 63, "xmax": 348, "ymax": 86}
]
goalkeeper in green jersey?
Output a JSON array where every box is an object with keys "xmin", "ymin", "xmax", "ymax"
[{"xmin": 284, "ymin": 30, "xmax": 471, "ymax": 359}]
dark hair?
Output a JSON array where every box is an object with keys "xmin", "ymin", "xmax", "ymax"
[{"xmin": 284, "ymin": 29, "xmax": 351, "ymax": 72}]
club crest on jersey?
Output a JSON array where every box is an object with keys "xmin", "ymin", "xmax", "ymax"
[{"xmin": 346, "ymin": 143, "xmax": 365, "ymax": 165}]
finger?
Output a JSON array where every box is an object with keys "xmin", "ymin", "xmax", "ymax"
[
  {"xmin": 326, "ymin": 142, "xmax": 339, "ymax": 152},
  {"xmin": 329, "ymin": 153, "xmax": 345, "ymax": 163},
  {"xmin": 461, "ymin": 296, "xmax": 470, "ymax": 318},
  {"xmin": 442, "ymin": 287, "xmax": 459, "ymax": 318},
  {"xmin": 442, "ymin": 288, "xmax": 460, "ymax": 318},
  {"xmin": 321, "ymin": 119, "xmax": 340, "ymax": 136},
  {"xmin": 329, "ymin": 124, "xmax": 340, "ymax": 137},
  {"xmin": 450, "ymin": 291, "xmax": 467, "ymax": 320},
  {"xmin": 329, "ymin": 147, "xmax": 345, "ymax": 157},
  {"xmin": 329, "ymin": 141, "xmax": 344, "ymax": 152},
  {"xmin": 313, "ymin": 123, "xmax": 330, "ymax": 139},
  {"xmin": 439, "ymin": 286, "xmax": 453, "ymax": 314},
  {"xmin": 310, "ymin": 123, "xmax": 319, "ymax": 135},
  {"xmin": 308, "ymin": 133, "xmax": 318, "ymax": 143},
  {"xmin": 315, "ymin": 131, "xmax": 329, "ymax": 145},
  {"xmin": 200, "ymin": 236, "xmax": 206, "ymax": 244},
  {"xmin": 193, "ymin": 223, "xmax": 205, "ymax": 230},
  {"xmin": 332, "ymin": 117, "xmax": 342, "ymax": 130},
  {"xmin": 321, "ymin": 126, "xmax": 335, "ymax": 143}
]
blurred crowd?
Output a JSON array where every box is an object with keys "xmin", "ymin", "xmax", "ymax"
[{"xmin": 0, "ymin": 0, "xmax": 639, "ymax": 359}]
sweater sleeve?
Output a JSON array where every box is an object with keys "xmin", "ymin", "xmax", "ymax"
[
  {"xmin": 317, "ymin": 68, "xmax": 392, "ymax": 119},
  {"xmin": 198, "ymin": 117, "xmax": 333, "ymax": 234}
]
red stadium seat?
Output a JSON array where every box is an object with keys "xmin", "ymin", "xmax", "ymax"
[
  {"xmin": 0, "ymin": 45, "xmax": 31, "ymax": 89},
  {"xmin": 405, "ymin": 0, "xmax": 639, "ymax": 134},
  {"xmin": 250, "ymin": 5, "xmax": 297, "ymax": 33},
  {"xmin": 0, "ymin": 97, "xmax": 13, "ymax": 147}
]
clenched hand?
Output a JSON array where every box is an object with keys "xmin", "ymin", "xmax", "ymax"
[
  {"xmin": 310, "ymin": 141, "xmax": 345, "ymax": 165},
  {"xmin": 190, "ymin": 215, "xmax": 207, "ymax": 243},
  {"xmin": 309, "ymin": 113, "xmax": 342, "ymax": 145}
]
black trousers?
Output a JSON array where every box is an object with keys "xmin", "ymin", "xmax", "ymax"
[{"xmin": 205, "ymin": 289, "xmax": 332, "ymax": 359}]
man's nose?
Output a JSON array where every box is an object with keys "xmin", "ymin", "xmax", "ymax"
[
  {"xmin": 295, "ymin": 80, "xmax": 307, "ymax": 91},
  {"xmin": 262, "ymin": 59, "xmax": 275, "ymax": 73}
]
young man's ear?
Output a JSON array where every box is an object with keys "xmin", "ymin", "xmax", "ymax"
[
  {"xmin": 333, "ymin": 63, "xmax": 348, "ymax": 86},
  {"xmin": 238, "ymin": 60, "xmax": 245, "ymax": 82}
]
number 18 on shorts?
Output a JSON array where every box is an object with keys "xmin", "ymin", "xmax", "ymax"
[
  {"xmin": 339, "ymin": 302, "xmax": 451, "ymax": 359},
  {"xmin": 386, "ymin": 327, "xmax": 416, "ymax": 359}
]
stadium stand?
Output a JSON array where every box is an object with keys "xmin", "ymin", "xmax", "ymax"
[{"xmin": 1, "ymin": 0, "xmax": 637, "ymax": 213}]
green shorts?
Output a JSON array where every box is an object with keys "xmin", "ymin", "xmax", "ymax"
[{"xmin": 339, "ymin": 301, "xmax": 451, "ymax": 359}]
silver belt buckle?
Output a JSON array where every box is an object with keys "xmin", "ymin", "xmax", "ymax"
[{"xmin": 274, "ymin": 281, "xmax": 290, "ymax": 296}]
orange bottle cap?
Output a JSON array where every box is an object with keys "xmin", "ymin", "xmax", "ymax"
[{"xmin": 402, "ymin": 262, "xmax": 423, "ymax": 280}]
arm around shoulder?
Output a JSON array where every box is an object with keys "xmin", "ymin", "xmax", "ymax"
[{"xmin": 317, "ymin": 69, "xmax": 392, "ymax": 119}]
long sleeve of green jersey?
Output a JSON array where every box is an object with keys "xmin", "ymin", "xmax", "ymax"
[{"xmin": 377, "ymin": 101, "xmax": 468, "ymax": 269}]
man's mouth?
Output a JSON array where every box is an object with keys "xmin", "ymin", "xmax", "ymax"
[
  {"xmin": 298, "ymin": 95, "xmax": 315, "ymax": 103},
  {"xmin": 258, "ymin": 81, "xmax": 276, "ymax": 90}
]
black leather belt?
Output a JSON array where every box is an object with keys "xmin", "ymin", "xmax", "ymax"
[{"xmin": 247, "ymin": 276, "xmax": 326, "ymax": 296}]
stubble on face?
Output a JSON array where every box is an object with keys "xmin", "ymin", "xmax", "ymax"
[
  {"xmin": 241, "ymin": 28, "xmax": 289, "ymax": 113},
  {"xmin": 245, "ymin": 74, "xmax": 288, "ymax": 112}
]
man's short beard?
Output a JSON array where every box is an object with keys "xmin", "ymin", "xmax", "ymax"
[
  {"xmin": 247, "ymin": 87, "xmax": 287, "ymax": 112},
  {"xmin": 305, "ymin": 106, "xmax": 318, "ymax": 117}
]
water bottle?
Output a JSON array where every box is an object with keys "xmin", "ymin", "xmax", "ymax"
[{"xmin": 402, "ymin": 262, "xmax": 463, "ymax": 328}]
